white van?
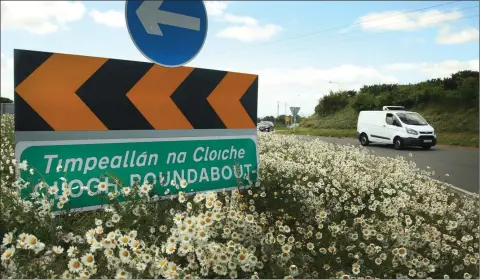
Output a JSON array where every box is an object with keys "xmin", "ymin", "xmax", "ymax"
[{"xmin": 357, "ymin": 109, "xmax": 436, "ymax": 150}]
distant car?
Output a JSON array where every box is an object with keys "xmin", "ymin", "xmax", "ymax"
[{"xmin": 257, "ymin": 121, "xmax": 274, "ymax": 132}]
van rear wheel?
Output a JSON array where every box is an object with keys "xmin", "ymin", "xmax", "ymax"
[
  {"xmin": 394, "ymin": 137, "xmax": 403, "ymax": 150},
  {"xmin": 360, "ymin": 133, "xmax": 369, "ymax": 146}
]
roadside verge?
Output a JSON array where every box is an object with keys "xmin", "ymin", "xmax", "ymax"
[{"xmin": 275, "ymin": 128, "xmax": 479, "ymax": 148}]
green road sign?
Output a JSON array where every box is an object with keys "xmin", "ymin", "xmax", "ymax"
[{"xmin": 17, "ymin": 136, "xmax": 258, "ymax": 212}]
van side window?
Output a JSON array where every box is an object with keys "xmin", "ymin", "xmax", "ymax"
[
  {"xmin": 393, "ymin": 116, "xmax": 402, "ymax": 127},
  {"xmin": 385, "ymin": 113, "xmax": 394, "ymax": 125}
]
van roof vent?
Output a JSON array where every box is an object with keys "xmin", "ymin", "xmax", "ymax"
[{"xmin": 382, "ymin": 106, "xmax": 405, "ymax": 111}]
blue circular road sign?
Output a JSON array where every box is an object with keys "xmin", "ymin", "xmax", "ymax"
[{"xmin": 125, "ymin": 0, "xmax": 208, "ymax": 67}]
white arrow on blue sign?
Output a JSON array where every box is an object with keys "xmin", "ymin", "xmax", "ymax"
[{"xmin": 125, "ymin": 0, "xmax": 208, "ymax": 67}]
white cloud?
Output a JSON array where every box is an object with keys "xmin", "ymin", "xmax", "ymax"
[
  {"xmin": 88, "ymin": 1, "xmax": 230, "ymax": 28},
  {"xmin": 217, "ymin": 23, "xmax": 283, "ymax": 43},
  {"xmin": 257, "ymin": 65, "xmax": 399, "ymax": 88},
  {"xmin": 87, "ymin": 1, "xmax": 282, "ymax": 43},
  {"xmin": 1, "ymin": 52, "xmax": 14, "ymax": 100},
  {"xmin": 356, "ymin": 8, "xmax": 478, "ymax": 45},
  {"xmin": 204, "ymin": 1, "xmax": 228, "ymax": 17},
  {"xmin": 436, "ymin": 25, "xmax": 479, "ymax": 44},
  {"xmin": 357, "ymin": 9, "xmax": 463, "ymax": 31},
  {"xmin": 220, "ymin": 13, "xmax": 258, "ymax": 25},
  {"xmin": 384, "ymin": 59, "xmax": 479, "ymax": 79},
  {"xmin": 254, "ymin": 65, "xmax": 399, "ymax": 116},
  {"xmin": 205, "ymin": 2, "xmax": 282, "ymax": 43},
  {"xmin": 90, "ymin": 9, "xmax": 125, "ymax": 28},
  {"xmin": 0, "ymin": 1, "xmax": 86, "ymax": 35}
]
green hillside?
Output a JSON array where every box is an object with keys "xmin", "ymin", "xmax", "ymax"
[
  {"xmin": 302, "ymin": 106, "xmax": 478, "ymax": 134},
  {"xmin": 292, "ymin": 70, "xmax": 479, "ymax": 147}
]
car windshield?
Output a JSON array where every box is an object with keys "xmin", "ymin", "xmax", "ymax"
[
  {"xmin": 395, "ymin": 112, "xmax": 428, "ymax": 125},
  {"xmin": 259, "ymin": 121, "xmax": 271, "ymax": 125}
]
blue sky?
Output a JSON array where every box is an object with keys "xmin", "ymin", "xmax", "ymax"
[{"xmin": 1, "ymin": 1, "xmax": 479, "ymax": 117}]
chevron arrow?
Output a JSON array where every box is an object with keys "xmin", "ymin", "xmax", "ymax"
[
  {"xmin": 127, "ymin": 65, "xmax": 194, "ymax": 129},
  {"xmin": 207, "ymin": 72, "xmax": 257, "ymax": 129},
  {"xmin": 15, "ymin": 53, "xmax": 108, "ymax": 131}
]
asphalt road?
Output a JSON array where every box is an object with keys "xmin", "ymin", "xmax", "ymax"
[{"xmin": 295, "ymin": 135, "xmax": 479, "ymax": 194}]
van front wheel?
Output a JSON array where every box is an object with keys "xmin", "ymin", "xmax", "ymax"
[
  {"xmin": 394, "ymin": 137, "xmax": 403, "ymax": 150},
  {"xmin": 360, "ymin": 133, "xmax": 369, "ymax": 146}
]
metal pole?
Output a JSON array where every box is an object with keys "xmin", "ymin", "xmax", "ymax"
[
  {"xmin": 276, "ymin": 101, "xmax": 279, "ymax": 126},
  {"xmin": 293, "ymin": 113, "xmax": 296, "ymax": 134}
]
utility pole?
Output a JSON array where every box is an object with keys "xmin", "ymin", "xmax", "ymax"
[{"xmin": 276, "ymin": 101, "xmax": 279, "ymax": 125}]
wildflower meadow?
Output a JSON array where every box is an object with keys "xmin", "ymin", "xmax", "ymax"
[{"xmin": 1, "ymin": 113, "xmax": 479, "ymax": 279}]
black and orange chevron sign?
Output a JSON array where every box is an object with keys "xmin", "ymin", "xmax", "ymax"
[{"xmin": 14, "ymin": 49, "xmax": 258, "ymax": 131}]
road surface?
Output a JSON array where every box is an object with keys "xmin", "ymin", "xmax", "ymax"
[{"xmin": 295, "ymin": 135, "xmax": 479, "ymax": 194}]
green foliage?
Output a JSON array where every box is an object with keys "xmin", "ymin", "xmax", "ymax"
[
  {"xmin": 316, "ymin": 70, "xmax": 479, "ymax": 115},
  {"xmin": 262, "ymin": 116, "xmax": 276, "ymax": 122},
  {"xmin": 310, "ymin": 70, "xmax": 479, "ymax": 133},
  {"xmin": 276, "ymin": 115, "xmax": 286, "ymax": 125},
  {"xmin": 314, "ymin": 90, "xmax": 352, "ymax": 117},
  {"xmin": 259, "ymin": 115, "xmax": 304, "ymax": 126},
  {"xmin": 0, "ymin": 97, "xmax": 13, "ymax": 103}
]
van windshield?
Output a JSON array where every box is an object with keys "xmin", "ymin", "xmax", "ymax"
[{"xmin": 395, "ymin": 112, "xmax": 428, "ymax": 126}]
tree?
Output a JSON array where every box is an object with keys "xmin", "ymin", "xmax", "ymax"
[
  {"xmin": 262, "ymin": 116, "xmax": 276, "ymax": 122},
  {"xmin": 313, "ymin": 70, "xmax": 479, "ymax": 116},
  {"xmin": 276, "ymin": 115, "xmax": 286, "ymax": 125},
  {"xmin": 0, "ymin": 97, "xmax": 13, "ymax": 103},
  {"xmin": 315, "ymin": 90, "xmax": 352, "ymax": 117}
]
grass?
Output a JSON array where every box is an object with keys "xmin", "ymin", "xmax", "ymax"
[
  {"xmin": 276, "ymin": 128, "xmax": 479, "ymax": 148},
  {"xmin": 295, "ymin": 106, "xmax": 479, "ymax": 148},
  {"xmin": 302, "ymin": 107, "xmax": 479, "ymax": 133},
  {"xmin": 274, "ymin": 123, "xmax": 287, "ymax": 130}
]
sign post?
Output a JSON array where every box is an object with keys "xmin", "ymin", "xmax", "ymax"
[
  {"xmin": 290, "ymin": 107, "xmax": 300, "ymax": 133},
  {"xmin": 14, "ymin": 49, "xmax": 258, "ymax": 213},
  {"xmin": 125, "ymin": 0, "xmax": 208, "ymax": 67}
]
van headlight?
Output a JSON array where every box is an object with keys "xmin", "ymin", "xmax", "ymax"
[{"xmin": 406, "ymin": 128, "xmax": 418, "ymax": 135}]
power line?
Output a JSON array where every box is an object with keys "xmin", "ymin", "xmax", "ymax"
[
  {"xmin": 223, "ymin": 6, "xmax": 478, "ymax": 64},
  {"xmin": 219, "ymin": 1, "xmax": 462, "ymax": 56},
  {"xmin": 279, "ymin": 4, "xmax": 479, "ymax": 51},
  {"xmin": 338, "ymin": 4, "xmax": 478, "ymax": 34},
  {"xmin": 272, "ymin": 13, "xmax": 478, "ymax": 61}
]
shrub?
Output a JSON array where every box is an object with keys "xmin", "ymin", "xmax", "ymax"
[{"xmin": 1, "ymin": 114, "xmax": 479, "ymax": 279}]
